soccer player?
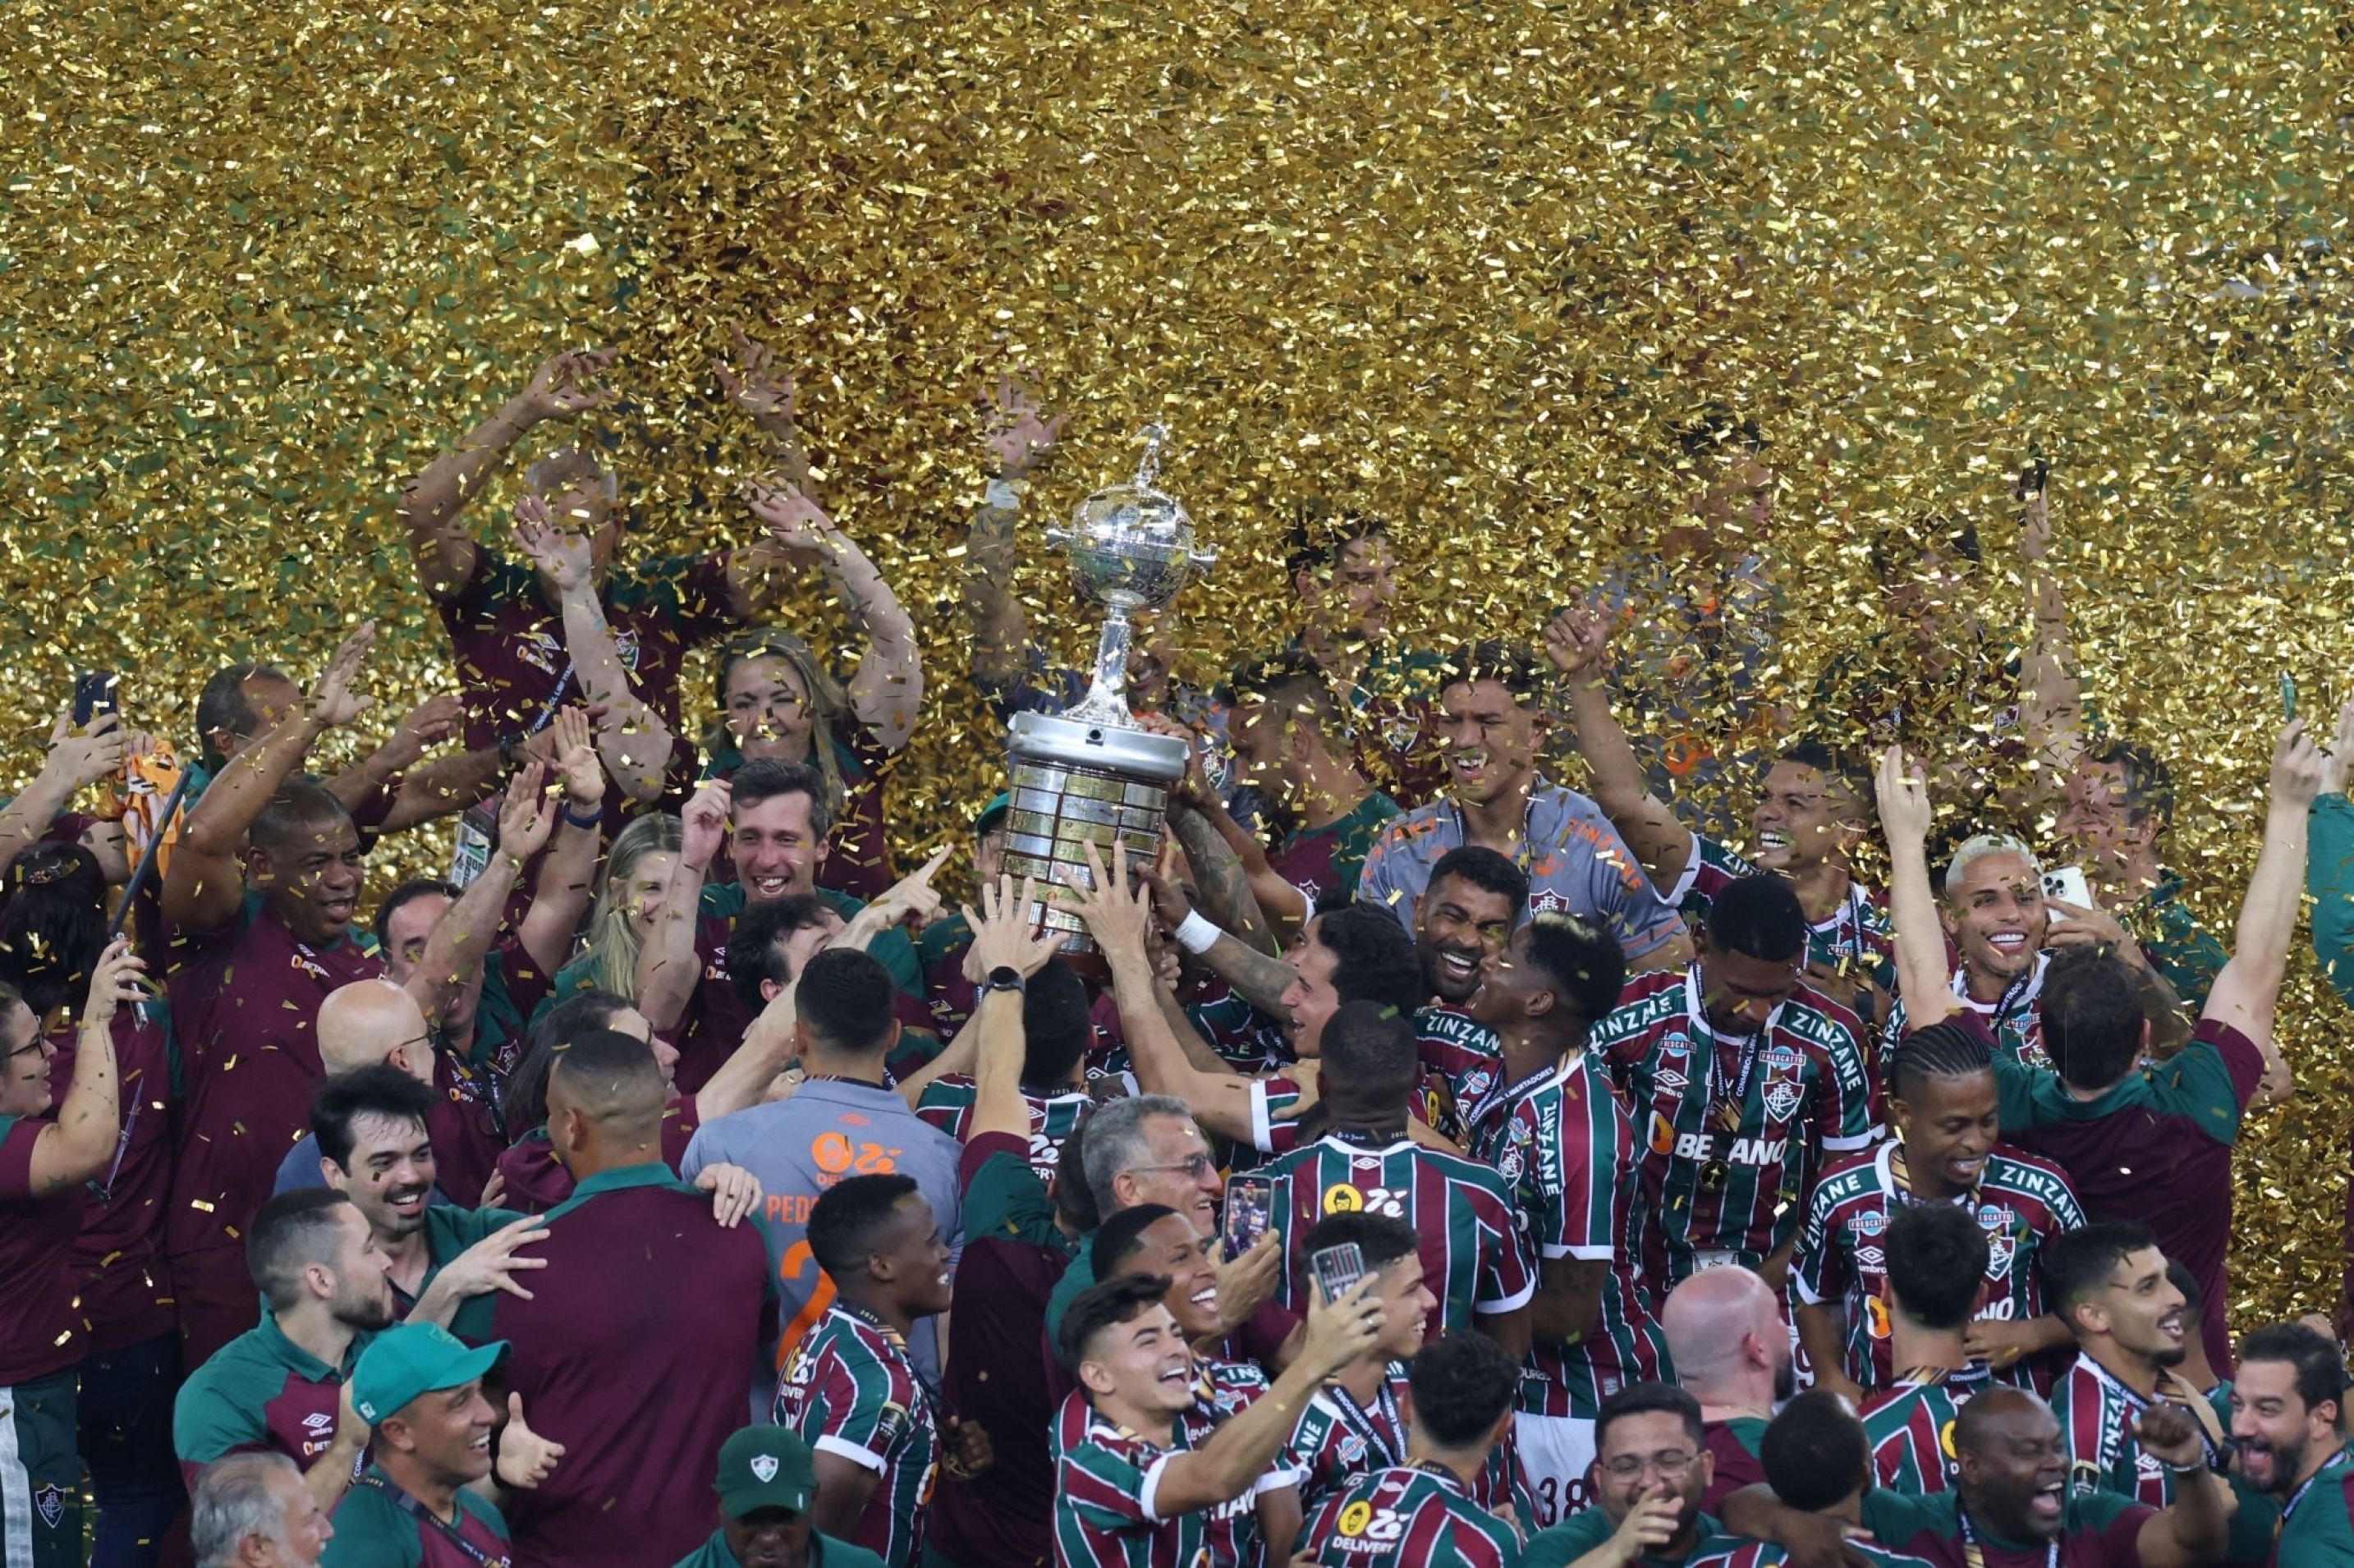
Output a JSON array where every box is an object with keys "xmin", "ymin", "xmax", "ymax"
[
  {"xmin": 190, "ymin": 1453, "xmax": 334, "ymax": 1568},
  {"xmin": 1521, "ymin": 1382, "xmax": 1728, "ymax": 1568},
  {"xmin": 172, "ymin": 1190, "xmax": 395, "ymax": 1511},
  {"xmin": 1283, "ymin": 1214, "xmax": 1438, "ymax": 1515},
  {"xmin": 1722, "ymin": 1386, "xmax": 2229, "ymax": 1568},
  {"xmin": 1038, "ymin": 1093, "xmax": 1235, "ymax": 1346},
  {"xmin": 1052, "ymin": 1268, "xmax": 1380, "ymax": 1566},
  {"xmin": 2228, "ymin": 1322, "xmax": 2354, "ymax": 1561},
  {"xmin": 672, "ymin": 1424, "xmax": 888, "ymax": 1568},
  {"xmin": 1656, "ymin": 1268, "xmax": 1787, "ymax": 1511},
  {"xmin": 1, "ymin": 933, "xmax": 137, "ymax": 1568},
  {"xmin": 1546, "ymin": 602, "xmax": 1893, "ymax": 1025},
  {"xmin": 912, "ymin": 956, "xmax": 1095, "ymax": 1191},
  {"xmin": 320, "ymin": 1322, "xmax": 559, "ymax": 1568},
  {"xmin": 774, "ymin": 1175, "xmax": 964, "ymax": 1568},
  {"xmin": 1595, "ymin": 873, "xmax": 1877, "ymax": 1292},
  {"xmin": 486, "ymin": 1029, "xmax": 775, "ymax": 1568},
  {"xmin": 1260, "ymin": 1002, "xmax": 1535, "ymax": 1350},
  {"xmin": 1857, "ymin": 1202, "xmax": 1991, "ymax": 1497},
  {"xmin": 1878, "ymin": 729, "xmax": 2308, "ymax": 1373},
  {"xmin": 1284, "ymin": 512, "xmax": 1445, "ymax": 807},
  {"xmin": 2040, "ymin": 1226, "xmax": 2232, "ymax": 1504},
  {"xmin": 1215, "ymin": 651, "xmax": 1402, "ymax": 923},
  {"xmin": 1792, "ymin": 1020, "xmax": 2082, "ymax": 1400},
  {"xmin": 1690, "ymin": 1390, "xmax": 1939, "ymax": 1568},
  {"xmin": 633, "ymin": 763, "xmax": 928, "ymax": 1093},
  {"xmin": 1303, "ymin": 1330, "xmax": 1526, "ymax": 1567},
  {"xmin": 1406, "ymin": 846, "xmax": 1525, "ymax": 1146},
  {"xmin": 1357, "ymin": 639, "xmax": 1689, "ymax": 969},
  {"xmin": 1470, "ymin": 909, "xmax": 1663, "ymax": 1525}
]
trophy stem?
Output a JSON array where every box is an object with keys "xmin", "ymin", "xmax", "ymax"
[{"xmin": 1062, "ymin": 597, "xmax": 1142, "ymax": 727}]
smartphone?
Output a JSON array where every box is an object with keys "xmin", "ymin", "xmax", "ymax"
[
  {"xmin": 1310, "ymin": 1241, "xmax": 1366, "ymax": 1305},
  {"xmin": 2283, "ymin": 674, "xmax": 2298, "ymax": 723},
  {"xmin": 1222, "ymin": 1175, "xmax": 1272, "ymax": 1261},
  {"xmin": 2043, "ymin": 864, "xmax": 2092, "ymax": 917},
  {"xmin": 2019, "ymin": 454, "xmax": 2050, "ymax": 497},
  {"xmin": 72, "ymin": 671, "xmax": 118, "ymax": 727}
]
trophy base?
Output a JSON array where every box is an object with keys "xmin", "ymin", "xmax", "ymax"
[{"xmin": 1003, "ymin": 711, "xmax": 1191, "ymax": 971}]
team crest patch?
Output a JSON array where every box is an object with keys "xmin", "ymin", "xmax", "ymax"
[
  {"xmin": 1760, "ymin": 1080, "xmax": 1804, "ymax": 1122},
  {"xmin": 1530, "ymin": 889, "xmax": 1570, "ymax": 915},
  {"xmin": 34, "ymin": 1483, "xmax": 65, "ymax": 1529},
  {"xmin": 1498, "ymin": 1141, "xmax": 1526, "ymax": 1184},
  {"xmin": 751, "ymin": 1455, "xmax": 779, "ymax": 1483}
]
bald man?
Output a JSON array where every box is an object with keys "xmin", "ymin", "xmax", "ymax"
[
  {"xmin": 273, "ymin": 981, "xmax": 439, "ymax": 1200},
  {"xmin": 1660, "ymin": 1266, "xmax": 1793, "ymax": 1511},
  {"xmin": 485, "ymin": 1030, "xmax": 776, "ymax": 1568}
]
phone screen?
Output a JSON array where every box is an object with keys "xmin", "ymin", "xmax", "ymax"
[
  {"xmin": 1222, "ymin": 1176, "xmax": 1271, "ymax": 1260},
  {"xmin": 1310, "ymin": 1242, "xmax": 1366, "ymax": 1305},
  {"xmin": 72, "ymin": 672, "xmax": 117, "ymax": 727},
  {"xmin": 2283, "ymin": 673, "xmax": 2298, "ymax": 723}
]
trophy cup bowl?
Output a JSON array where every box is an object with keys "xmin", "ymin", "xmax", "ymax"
[{"xmin": 1003, "ymin": 426, "xmax": 1215, "ymax": 967}]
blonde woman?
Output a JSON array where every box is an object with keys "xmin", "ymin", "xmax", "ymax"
[{"xmin": 545, "ymin": 813, "xmax": 685, "ymax": 1007}]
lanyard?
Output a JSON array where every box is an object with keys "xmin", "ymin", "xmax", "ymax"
[
  {"xmin": 525, "ymin": 660, "xmax": 576, "ymax": 737},
  {"xmin": 837, "ymin": 1303, "xmax": 943, "ymax": 1426},
  {"xmin": 2074, "ymin": 1357, "xmax": 2221, "ymax": 1473},
  {"xmin": 434, "ymin": 1034, "xmax": 507, "ymax": 1144},
  {"xmin": 352, "ymin": 1474, "xmax": 499, "ymax": 1567},
  {"xmin": 1957, "ymin": 1507, "xmax": 2058, "ymax": 1568},
  {"xmin": 1324, "ymin": 1376, "xmax": 1407, "ymax": 1469},
  {"xmin": 1471, "ymin": 1061, "xmax": 1558, "ymax": 1148},
  {"xmin": 2282, "ymin": 1447, "xmax": 2350, "ymax": 1524}
]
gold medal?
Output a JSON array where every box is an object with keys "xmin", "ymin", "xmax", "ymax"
[{"xmin": 1697, "ymin": 1158, "xmax": 1732, "ymax": 1192}]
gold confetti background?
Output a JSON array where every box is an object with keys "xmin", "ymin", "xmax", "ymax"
[{"xmin": 3, "ymin": 0, "xmax": 2349, "ymax": 1319}]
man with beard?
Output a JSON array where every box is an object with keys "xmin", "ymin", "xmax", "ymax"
[
  {"xmin": 1879, "ymin": 734, "xmax": 2305, "ymax": 1375},
  {"xmin": 1658, "ymin": 1268, "xmax": 1791, "ymax": 1513},
  {"xmin": 2228, "ymin": 1323, "xmax": 2352, "ymax": 1560},
  {"xmin": 1546, "ymin": 602, "xmax": 1895, "ymax": 1027},
  {"xmin": 173, "ymin": 1191, "xmax": 397, "ymax": 1512},
  {"xmin": 672, "ymin": 1424, "xmax": 885, "ymax": 1568},
  {"xmin": 1358, "ymin": 640, "xmax": 1689, "ymax": 970},
  {"xmin": 1522, "ymin": 1382, "xmax": 1732, "ymax": 1568},
  {"xmin": 1595, "ymin": 873, "xmax": 1878, "ymax": 1293},
  {"xmin": 1723, "ymin": 1387, "xmax": 2229, "ymax": 1568},
  {"xmin": 636, "ymin": 762, "xmax": 925, "ymax": 1094},
  {"xmin": 1469, "ymin": 908, "xmax": 1661, "ymax": 1527}
]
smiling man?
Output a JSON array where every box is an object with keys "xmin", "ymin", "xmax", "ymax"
[
  {"xmin": 674, "ymin": 1425, "xmax": 884, "ymax": 1568},
  {"xmin": 2228, "ymin": 1323, "xmax": 2350, "ymax": 1559}
]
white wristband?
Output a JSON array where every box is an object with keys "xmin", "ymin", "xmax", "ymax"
[{"xmin": 1173, "ymin": 910, "xmax": 1223, "ymax": 955}]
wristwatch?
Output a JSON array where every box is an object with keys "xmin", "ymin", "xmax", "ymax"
[{"xmin": 982, "ymin": 965, "xmax": 1026, "ymax": 997}]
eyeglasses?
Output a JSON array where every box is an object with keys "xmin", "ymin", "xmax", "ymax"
[
  {"xmin": 1128, "ymin": 1154, "xmax": 1218, "ymax": 1181},
  {"xmin": 1601, "ymin": 1450, "xmax": 1700, "ymax": 1483},
  {"xmin": 7, "ymin": 1035, "xmax": 47, "ymax": 1062}
]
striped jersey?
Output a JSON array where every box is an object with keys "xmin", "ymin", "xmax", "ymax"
[
  {"xmin": 1691, "ymin": 1541, "xmax": 1939, "ymax": 1568},
  {"xmin": 1053, "ymin": 1405, "xmax": 1295, "ymax": 1568},
  {"xmin": 1673, "ymin": 834, "xmax": 1897, "ymax": 1002},
  {"xmin": 1305, "ymin": 1464, "xmax": 1521, "ymax": 1568},
  {"xmin": 1288, "ymin": 1368, "xmax": 1413, "ymax": 1515},
  {"xmin": 1860, "ymin": 1374, "xmax": 1977, "ymax": 1494},
  {"xmin": 1476, "ymin": 1051, "xmax": 1667, "ymax": 1416},
  {"xmin": 1053, "ymin": 1368, "xmax": 1296, "ymax": 1474},
  {"xmin": 772, "ymin": 1306, "xmax": 937, "ymax": 1568},
  {"xmin": 912, "ymin": 1074, "xmax": 1091, "ymax": 1191},
  {"xmin": 2051, "ymin": 1355, "xmax": 2227, "ymax": 1506},
  {"xmin": 1412, "ymin": 1004, "xmax": 1507, "ymax": 1149},
  {"xmin": 1885, "ymin": 954, "xmax": 2051, "ymax": 1071},
  {"xmin": 1792, "ymin": 1139, "xmax": 2084, "ymax": 1388},
  {"xmin": 1596, "ymin": 966, "xmax": 1879, "ymax": 1287},
  {"xmin": 1263, "ymin": 1134, "xmax": 1536, "ymax": 1334}
]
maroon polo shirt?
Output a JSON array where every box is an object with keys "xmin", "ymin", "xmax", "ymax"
[
  {"xmin": 165, "ymin": 899, "xmax": 385, "ymax": 1360},
  {"xmin": 488, "ymin": 1095, "xmax": 703, "ymax": 1213},
  {"xmin": 486, "ymin": 1161, "xmax": 773, "ymax": 1568},
  {"xmin": 0, "ymin": 1114, "xmax": 86, "ymax": 1385},
  {"xmin": 53, "ymin": 1005, "xmax": 179, "ymax": 1353},
  {"xmin": 436, "ymin": 544, "xmax": 739, "ymax": 754}
]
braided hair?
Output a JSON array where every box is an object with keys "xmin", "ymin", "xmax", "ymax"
[{"xmin": 1887, "ymin": 1018, "xmax": 1994, "ymax": 1103}]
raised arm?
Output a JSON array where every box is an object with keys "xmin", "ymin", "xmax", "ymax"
[
  {"xmin": 514, "ymin": 707, "xmax": 606, "ymax": 977},
  {"xmin": 1166, "ymin": 799, "xmax": 1280, "ymax": 960},
  {"xmin": 2201, "ymin": 720, "xmax": 2322, "ymax": 1093},
  {"xmin": 402, "ymin": 763, "xmax": 559, "ymax": 1027},
  {"xmin": 162, "ymin": 625, "xmax": 375, "ymax": 934},
  {"xmin": 1544, "ymin": 603, "xmax": 1695, "ymax": 892},
  {"xmin": 0, "ymin": 710, "xmax": 128, "ymax": 872},
  {"xmin": 637, "ymin": 780, "xmax": 727, "ymax": 1032},
  {"xmin": 964, "ymin": 376, "xmax": 1066, "ymax": 699},
  {"xmin": 693, "ymin": 976, "xmax": 801, "ymax": 1121},
  {"xmin": 1134, "ymin": 851, "xmax": 1296, "ymax": 1022},
  {"xmin": 1875, "ymin": 745, "xmax": 1962, "ymax": 1031},
  {"xmin": 511, "ymin": 495, "xmax": 673, "ymax": 805},
  {"xmin": 2311, "ymin": 701, "xmax": 2354, "ymax": 1011},
  {"xmin": 397, "ymin": 349, "xmax": 614, "ymax": 600},
  {"xmin": 742, "ymin": 481, "xmax": 924, "ymax": 752},
  {"xmin": 25, "ymin": 937, "xmax": 139, "ymax": 1192},
  {"xmin": 2012, "ymin": 468, "xmax": 2088, "ymax": 801},
  {"xmin": 2128, "ymin": 1402, "xmax": 2232, "ymax": 1568},
  {"xmin": 961, "ymin": 873, "xmax": 1067, "ymax": 1137}
]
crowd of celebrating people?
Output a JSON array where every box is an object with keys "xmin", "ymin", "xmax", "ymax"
[{"xmin": 8, "ymin": 341, "xmax": 2354, "ymax": 1568}]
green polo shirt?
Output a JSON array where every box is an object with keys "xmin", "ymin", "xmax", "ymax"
[
  {"xmin": 172, "ymin": 1311, "xmax": 363, "ymax": 1487},
  {"xmin": 670, "ymin": 1527, "xmax": 884, "ymax": 1568},
  {"xmin": 1524, "ymin": 1509, "xmax": 1728, "ymax": 1568},
  {"xmin": 2124, "ymin": 870, "xmax": 2228, "ymax": 1010},
  {"xmin": 411, "ymin": 1204, "xmax": 530, "ymax": 1344},
  {"xmin": 319, "ymin": 1466, "xmax": 513, "ymax": 1568}
]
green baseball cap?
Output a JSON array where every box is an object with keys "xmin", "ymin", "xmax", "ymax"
[
  {"xmin": 975, "ymin": 791, "xmax": 1012, "ymax": 838},
  {"xmin": 714, "ymin": 1424, "xmax": 818, "ymax": 1520},
  {"xmin": 350, "ymin": 1323, "xmax": 509, "ymax": 1427}
]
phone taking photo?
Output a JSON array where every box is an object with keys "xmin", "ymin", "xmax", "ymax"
[
  {"xmin": 1310, "ymin": 1241, "xmax": 1366, "ymax": 1305},
  {"xmin": 2283, "ymin": 673, "xmax": 2298, "ymax": 724},
  {"xmin": 72, "ymin": 671, "xmax": 118, "ymax": 728},
  {"xmin": 2042, "ymin": 864, "xmax": 2092, "ymax": 919},
  {"xmin": 1222, "ymin": 1175, "xmax": 1272, "ymax": 1261}
]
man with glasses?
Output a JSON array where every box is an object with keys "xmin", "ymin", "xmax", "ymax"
[
  {"xmin": 1040, "ymin": 1094, "xmax": 1230, "ymax": 1345},
  {"xmin": 1523, "ymin": 1382, "xmax": 1734, "ymax": 1568}
]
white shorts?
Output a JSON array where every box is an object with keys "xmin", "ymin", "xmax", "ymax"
[{"xmin": 1514, "ymin": 1413, "xmax": 1598, "ymax": 1529}]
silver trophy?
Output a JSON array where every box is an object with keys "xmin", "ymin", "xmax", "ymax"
[{"xmin": 1004, "ymin": 425, "xmax": 1216, "ymax": 961}]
